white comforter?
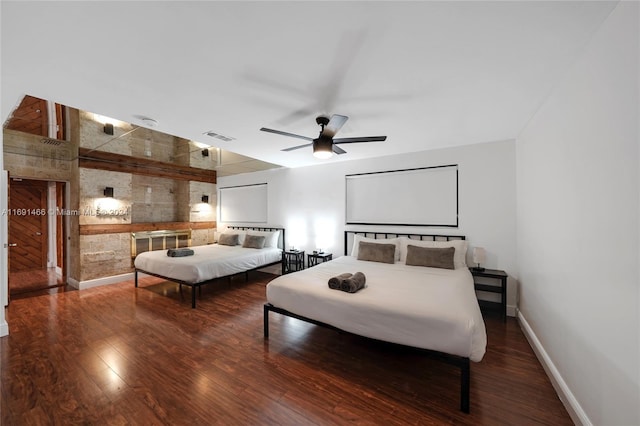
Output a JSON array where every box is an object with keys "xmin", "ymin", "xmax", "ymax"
[
  {"xmin": 134, "ymin": 244, "xmax": 282, "ymax": 284},
  {"xmin": 266, "ymin": 256, "xmax": 486, "ymax": 362}
]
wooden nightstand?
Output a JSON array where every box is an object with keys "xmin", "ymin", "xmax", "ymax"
[
  {"xmin": 283, "ymin": 250, "xmax": 305, "ymax": 274},
  {"xmin": 307, "ymin": 252, "xmax": 333, "ymax": 267},
  {"xmin": 470, "ymin": 268, "xmax": 508, "ymax": 322}
]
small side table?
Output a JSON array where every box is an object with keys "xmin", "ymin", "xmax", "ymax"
[
  {"xmin": 307, "ymin": 252, "xmax": 333, "ymax": 267},
  {"xmin": 283, "ymin": 250, "xmax": 305, "ymax": 274},
  {"xmin": 470, "ymin": 267, "xmax": 508, "ymax": 322}
]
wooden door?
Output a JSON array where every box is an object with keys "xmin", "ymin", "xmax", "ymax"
[{"xmin": 8, "ymin": 179, "xmax": 48, "ymax": 272}]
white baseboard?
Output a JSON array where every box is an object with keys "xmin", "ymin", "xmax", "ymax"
[
  {"xmin": 517, "ymin": 309, "xmax": 591, "ymax": 426},
  {"xmin": 0, "ymin": 320, "xmax": 8, "ymax": 337},
  {"xmin": 507, "ymin": 304, "xmax": 517, "ymax": 317},
  {"xmin": 67, "ymin": 277, "xmax": 80, "ymax": 289},
  {"xmin": 78, "ymin": 272, "xmax": 135, "ymax": 290}
]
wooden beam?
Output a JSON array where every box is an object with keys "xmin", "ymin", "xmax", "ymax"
[
  {"xmin": 78, "ymin": 147, "xmax": 216, "ymax": 183},
  {"xmin": 80, "ymin": 221, "xmax": 216, "ymax": 235}
]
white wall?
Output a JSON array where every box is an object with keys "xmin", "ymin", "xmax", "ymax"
[
  {"xmin": 516, "ymin": 2, "xmax": 639, "ymax": 425},
  {"xmin": 219, "ymin": 139, "xmax": 517, "ymax": 311}
]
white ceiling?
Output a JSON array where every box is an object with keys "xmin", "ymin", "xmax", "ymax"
[{"xmin": 1, "ymin": 1, "xmax": 617, "ymax": 169}]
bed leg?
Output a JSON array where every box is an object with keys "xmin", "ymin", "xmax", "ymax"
[
  {"xmin": 263, "ymin": 304, "xmax": 270, "ymax": 338},
  {"xmin": 191, "ymin": 286, "xmax": 197, "ymax": 309},
  {"xmin": 461, "ymin": 358, "xmax": 470, "ymax": 413},
  {"xmin": 134, "ymin": 270, "xmax": 138, "ymax": 287}
]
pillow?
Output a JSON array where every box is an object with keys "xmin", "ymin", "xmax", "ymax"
[
  {"xmin": 220, "ymin": 229, "xmax": 246, "ymax": 245},
  {"xmin": 399, "ymin": 237, "xmax": 468, "ymax": 269},
  {"xmin": 242, "ymin": 234, "xmax": 266, "ymax": 249},
  {"xmin": 405, "ymin": 245, "xmax": 455, "ymax": 269},
  {"xmin": 350, "ymin": 235, "xmax": 400, "ymax": 261},
  {"xmin": 246, "ymin": 229, "xmax": 280, "ymax": 248},
  {"xmin": 356, "ymin": 241, "xmax": 396, "ymax": 264},
  {"xmin": 218, "ymin": 233, "xmax": 240, "ymax": 246}
]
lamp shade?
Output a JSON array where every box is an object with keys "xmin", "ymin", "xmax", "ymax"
[
  {"xmin": 472, "ymin": 247, "xmax": 486, "ymax": 265},
  {"xmin": 313, "ymin": 137, "xmax": 333, "ymax": 159}
]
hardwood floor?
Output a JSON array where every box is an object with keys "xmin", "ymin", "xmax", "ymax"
[
  {"xmin": 1, "ymin": 272, "xmax": 572, "ymax": 425},
  {"xmin": 9, "ymin": 267, "xmax": 66, "ymax": 296}
]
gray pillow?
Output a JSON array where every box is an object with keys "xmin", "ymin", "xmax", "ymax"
[
  {"xmin": 357, "ymin": 241, "xmax": 396, "ymax": 264},
  {"xmin": 242, "ymin": 234, "xmax": 266, "ymax": 249},
  {"xmin": 218, "ymin": 233, "xmax": 240, "ymax": 246},
  {"xmin": 405, "ymin": 245, "xmax": 455, "ymax": 269}
]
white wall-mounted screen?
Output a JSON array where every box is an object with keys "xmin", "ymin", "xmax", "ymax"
[
  {"xmin": 219, "ymin": 183, "xmax": 268, "ymax": 223},
  {"xmin": 346, "ymin": 165, "xmax": 458, "ymax": 227}
]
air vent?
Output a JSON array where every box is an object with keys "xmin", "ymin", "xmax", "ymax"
[
  {"xmin": 203, "ymin": 131, "xmax": 235, "ymax": 142},
  {"xmin": 41, "ymin": 138, "xmax": 64, "ymax": 145}
]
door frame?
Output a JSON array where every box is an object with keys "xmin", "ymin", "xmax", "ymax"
[{"xmin": 7, "ymin": 176, "xmax": 70, "ymax": 291}]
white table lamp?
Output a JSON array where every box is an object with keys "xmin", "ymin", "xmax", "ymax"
[{"xmin": 472, "ymin": 247, "xmax": 486, "ymax": 272}]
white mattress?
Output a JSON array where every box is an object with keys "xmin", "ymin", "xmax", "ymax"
[
  {"xmin": 266, "ymin": 256, "xmax": 487, "ymax": 362},
  {"xmin": 134, "ymin": 244, "xmax": 282, "ymax": 284}
]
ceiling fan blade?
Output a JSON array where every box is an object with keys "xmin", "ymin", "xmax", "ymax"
[
  {"xmin": 333, "ymin": 144, "xmax": 347, "ymax": 155},
  {"xmin": 260, "ymin": 127, "xmax": 313, "ymax": 141},
  {"xmin": 323, "ymin": 114, "xmax": 349, "ymax": 137},
  {"xmin": 281, "ymin": 143, "xmax": 313, "ymax": 152},
  {"xmin": 333, "ymin": 136, "xmax": 387, "ymax": 144}
]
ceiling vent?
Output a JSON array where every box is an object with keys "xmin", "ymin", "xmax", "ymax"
[
  {"xmin": 203, "ymin": 131, "xmax": 235, "ymax": 142},
  {"xmin": 41, "ymin": 138, "xmax": 63, "ymax": 146}
]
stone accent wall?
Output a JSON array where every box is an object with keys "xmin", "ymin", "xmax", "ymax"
[
  {"xmin": 191, "ymin": 228, "xmax": 215, "ymax": 246},
  {"xmin": 79, "ymin": 233, "xmax": 132, "ymax": 280},
  {"xmin": 189, "ymin": 181, "xmax": 217, "ymax": 223},
  {"xmin": 79, "ymin": 169, "xmax": 132, "ymax": 225},
  {"xmin": 4, "ymin": 107, "xmax": 218, "ymax": 285},
  {"xmin": 3, "ymin": 129, "xmax": 76, "ymax": 181}
]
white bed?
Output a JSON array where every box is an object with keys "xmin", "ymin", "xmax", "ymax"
[
  {"xmin": 134, "ymin": 226, "xmax": 284, "ymax": 308},
  {"xmin": 135, "ymin": 244, "xmax": 282, "ymax": 284},
  {"xmin": 263, "ymin": 231, "xmax": 486, "ymax": 413},
  {"xmin": 266, "ymin": 255, "xmax": 486, "ymax": 362}
]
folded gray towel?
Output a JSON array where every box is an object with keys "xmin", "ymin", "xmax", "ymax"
[
  {"xmin": 340, "ymin": 271, "xmax": 366, "ymax": 293},
  {"xmin": 328, "ymin": 273, "xmax": 353, "ymax": 289},
  {"xmin": 167, "ymin": 248, "xmax": 195, "ymax": 257}
]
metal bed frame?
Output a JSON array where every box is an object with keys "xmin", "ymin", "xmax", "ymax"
[
  {"xmin": 263, "ymin": 230, "xmax": 473, "ymax": 413},
  {"xmin": 135, "ymin": 226, "xmax": 285, "ymax": 308}
]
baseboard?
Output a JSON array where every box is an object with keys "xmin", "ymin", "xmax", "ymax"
[
  {"xmin": 0, "ymin": 320, "xmax": 8, "ymax": 337},
  {"xmin": 517, "ymin": 309, "xmax": 591, "ymax": 426},
  {"xmin": 78, "ymin": 272, "xmax": 135, "ymax": 290},
  {"xmin": 507, "ymin": 304, "xmax": 517, "ymax": 317},
  {"xmin": 67, "ymin": 277, "xmax": 80, "ymax": 289}
]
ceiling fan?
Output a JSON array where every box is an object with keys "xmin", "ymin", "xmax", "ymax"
[{"xmin": 260, "ymin": 114, "xmax": 387, "ymax": 159}]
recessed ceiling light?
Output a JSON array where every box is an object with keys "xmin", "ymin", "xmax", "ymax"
[{"xmin": 140, "ymin": 117, "xmax": 159, "ymax": 127}]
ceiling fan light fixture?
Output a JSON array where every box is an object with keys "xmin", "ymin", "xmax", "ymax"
[{"xmin": 313, "ymin": 137, "xmax": 333, "ymax": 159}]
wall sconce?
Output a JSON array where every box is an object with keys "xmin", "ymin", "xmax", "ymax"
[
  {"xmin": 201, "ymin": 149, "xmax": 209, "ymax": 157},
  {"xmin": 472, "ymin": 247, "xmax": 486, "ymax": 272},
  {"xmin": 103, "ymin": 187, "xmax": 114, "ymax": 198},
  {"xmin": 103, "ymin": 123, "xmax": 114, "ymax": 135},
  {"xmin": 201, "ymin": 195, "xmax": 209, "ymax": 203}
]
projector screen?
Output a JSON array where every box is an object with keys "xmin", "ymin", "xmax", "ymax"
[
  {"xmin": 219, "ymin": 183, "xmax": 268, "ymax": 223},
  {"xmin": 345, "ymin": 165, "xmax": 458, "ymax": 227}
]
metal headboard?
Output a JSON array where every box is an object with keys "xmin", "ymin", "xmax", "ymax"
[
  {"xmin": 227, "ymin": 226, "xmax": 286, "ymax": 250},
  {"xmin": 344, "ymin": 230, "xmax": 465, "ymax": 255}
]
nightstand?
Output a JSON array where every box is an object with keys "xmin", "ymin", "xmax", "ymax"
[
  {"xmin": 470, "ymin": 268, "xmax": 508, "ymax": 322},
  {"xmin": 283, "ymin": 250, "xmax": 305, "ymax": 274},
  {"xmin": 307, "ymin": 252, "xmax": 333, "ymax": 267}
]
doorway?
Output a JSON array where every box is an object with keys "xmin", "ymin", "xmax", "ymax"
[{"xmin": 8, "ymin": 178, "xmax": 67, "ymax": 297}]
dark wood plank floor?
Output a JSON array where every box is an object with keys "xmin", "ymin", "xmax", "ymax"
[
  {"xmin": 1, "ymin": 271, "xmax": 572, "ymax": 425},
  {"xmin": 9, "ymin": 267, "xmax": 66, "ymax": 296}
]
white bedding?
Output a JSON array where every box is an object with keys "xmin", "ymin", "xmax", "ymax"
[
  {"xmin": 266, "ymin": 256, "xmax": 486, "ymax": 362},
  {"xmin": 134, "ymin": 244, "xmax": 282, "ymax": 284}
]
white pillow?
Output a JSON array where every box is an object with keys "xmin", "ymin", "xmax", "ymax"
[
  {"xmin": 246, "ymin": 229, "xmax": 280, "ymax": 248},
  {"xmin": 399, "ymin": 237, "xmax": 468, "ymax": 269},
  {"xmin": 221, "ymin": 230, "xmax": 246, "ymax": 245},
  {"xmin": 350, "ymin": 235, "xmax": 401, "ymax": 261}
]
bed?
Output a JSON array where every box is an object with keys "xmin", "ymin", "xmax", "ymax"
[
  {"xmin": 264, "ymin": 231, "xmax": 486, "ymax": 413},
  {"xmin": 135, "ymin": 226, "xmax": 285, "ymax": 308}
]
